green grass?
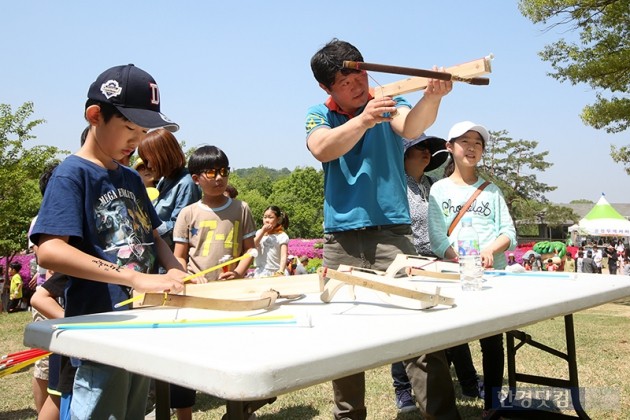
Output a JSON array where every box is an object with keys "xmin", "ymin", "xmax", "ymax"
[{"xmin": 1, "ymin": 301, "xmax": 629, "ymax": 419}]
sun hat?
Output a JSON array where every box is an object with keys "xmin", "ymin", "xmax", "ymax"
[
  {"xmin": 447, "ymin": 121, "xmax": 489, "ymax": 144},
  {"xmin": 87, "ymin": 64, "xmax": 179, "ymax": 132},
  {"xmin": 132, "ymin": 158, "xmax": 146, "ymax": 170},
  {"xmin": 403, "ymin": 134, "xmax": 448, "ymax": 172}
]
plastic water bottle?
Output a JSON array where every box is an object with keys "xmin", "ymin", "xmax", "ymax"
[{"xmin": 457, "ymin": 217, "xmax": 483, "ymax": 291}]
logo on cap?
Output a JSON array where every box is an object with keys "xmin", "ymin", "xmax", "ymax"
[
  {"xmin": 150, "ymin": 83, "xmax": 160, "ymax": 105},
  {"xmin": 100, "ymin": 80, "xmax": 122, "ymax": 99}
]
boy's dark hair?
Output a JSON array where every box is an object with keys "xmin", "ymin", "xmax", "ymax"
[
  {"xmin": 85, "ymin": 99, "xmax": 127, "ymax": 123},
  {"xmin": 9, "ymin": 261, "xmax": 22, "ymax": 271},
  {"xmin": 311, "ymin": 38, "xmax": 363, "ymax": 89},
  {"xmin": 39, "ymin": 162, "xmax": 60, "ymax": 196},
  {"xmin": 137, "ymin": 129, "xmax": 186, "ymax": 178},
  {"xmin": 188, "ymin": 145, "xmax": 229, "ymax": 175},
  {"xmin": 80, "ymin": 125, "xmax": 90, "ymax": 146}
]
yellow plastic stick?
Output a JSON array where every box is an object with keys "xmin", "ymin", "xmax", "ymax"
[
  {"xmin": 0, "ymin": 353, "xmax": 51, "ymax": 379},
  {"xmin": 114, "ymin": 251, "xmax": 256, "ymax": 309}
]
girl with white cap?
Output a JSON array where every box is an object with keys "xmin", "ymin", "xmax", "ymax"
[{"xmin": 428, "ymin": 121, "xmax": 517, "ymax": 417}]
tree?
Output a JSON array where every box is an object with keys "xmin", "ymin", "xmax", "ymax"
[
  {"xmin": 478, "ymin": 129, "xmax": 579, "ymax": 234},
  {"xmin": 0, "ymin": 102, "xmax": 66, "ymax": 264},
  {"xmin": 610, "ymin": 145, "xmax": 630, "ymax": 175},
  {"xmin": 519, "ymin": 0, "xmax": 630, "ymax": 170},
  {"xmin": 239, "ymin": 166, "xmax": 276, "ymax": 198},
  {"xmin": 480, "ymin": 130, "xmax": 555, "ymax": 208},
  {"xmin": 267, "ymin": 167, "xmax": 324, "ymax": 239}
]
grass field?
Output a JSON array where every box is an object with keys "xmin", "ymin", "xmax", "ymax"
[{"xmin": 1, "ymin": 300, "xmax": 629, "ymax": 419}]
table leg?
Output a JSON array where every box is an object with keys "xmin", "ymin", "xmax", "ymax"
[
  {"xmin": 504, "ymin": 315, "xmax": 591, "ymax": 419},
  {"xmin": 155, "ymin": 379, "xmax": 171, "ymax": 420}
]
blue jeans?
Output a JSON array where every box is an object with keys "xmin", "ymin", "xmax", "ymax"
[
  {"xmin": 60, "ymin": 393, "xmax": 72, "ymax": 420},
  {"xmin": 71, "ymin": 361, "xmax": 150, "ymax": 419},
  {"xmin": 391, "ymin": 361, "xmax": 410, "ymax": 391}
]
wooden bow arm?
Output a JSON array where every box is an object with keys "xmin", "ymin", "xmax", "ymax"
[{"xmin": 348, "ymin": 54, "xmax": 494, "ymax": 97}]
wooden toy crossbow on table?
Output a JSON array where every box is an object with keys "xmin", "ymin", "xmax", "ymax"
[
  {"xmin": 134, "ymin": 254, "xmax": 458, "ymax": 312},
  {"xmin": 318, "ymin": 254, "xmax": 457, "ymax": 310}
]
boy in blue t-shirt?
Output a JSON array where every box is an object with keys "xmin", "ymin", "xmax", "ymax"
[{"xmin": 30, "ymin": 64, "xmax": 187, "ymax": 419}]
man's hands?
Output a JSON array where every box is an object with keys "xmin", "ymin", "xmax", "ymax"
[
  {"xmin": 424, "ymin": 67, "xmax": 453, "ymax": 99},
  {"xmin": 358, "ymin": 97, "xmax": 399, "ymax": 129}
]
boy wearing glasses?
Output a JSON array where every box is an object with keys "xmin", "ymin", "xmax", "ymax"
[
  {"xmin": 171, "ymin": 145, "xmax": 257, "ymax": 418},
  {"xmin": 173, "ymin": 145, "xmax": 256, "ymax": 282}
]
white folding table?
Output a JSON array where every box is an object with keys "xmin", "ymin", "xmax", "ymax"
[{"xmin": 24, "ymin": 272, "xmax": 630, "ymax": 419}]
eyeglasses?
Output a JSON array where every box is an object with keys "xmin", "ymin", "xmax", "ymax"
[{"xmin": 202, "ymin": 167, "xmax": 230, "ymax": 179}]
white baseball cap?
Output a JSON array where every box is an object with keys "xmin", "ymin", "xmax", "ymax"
[{"xmin": 447, "ymin": 121, "xmax": 489, "ymax": 144}]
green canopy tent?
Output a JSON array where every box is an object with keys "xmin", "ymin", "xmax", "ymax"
[{"xmin": 578, "ymin": 194, "xmax": 630, "ymax": 237}]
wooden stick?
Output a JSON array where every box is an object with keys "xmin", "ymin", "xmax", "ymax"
[
  {"xmin": 319, "ymin": 267, "xmax": 455, "ymax": 307},
  {"xmin": 367, "ymin": 55, "xmax": 493, "ymax": 97},
  {"xmin": 114, "ymin": 250, "xmax": 258, "ymax": 309},
  {"xmin": 343, "ymin": 60, "xmax": 490, "ymax": 86},
  {"xmin": 140, "ymin": 290, "xmax": 279, "ymax": 311}
]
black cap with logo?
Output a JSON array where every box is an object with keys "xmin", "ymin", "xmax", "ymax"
[{"xmin": 87, "ymin": 64, "xmax": 178, "ymax": 132}]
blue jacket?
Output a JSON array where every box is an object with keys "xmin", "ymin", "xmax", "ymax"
[{"xmin": 154, "ymin": 168, "xmax": 201, "ymax": 247}]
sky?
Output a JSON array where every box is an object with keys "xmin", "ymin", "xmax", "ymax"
[{"xmin": 2, "ymin": 1, "xmax": 628, "ymax": 204}]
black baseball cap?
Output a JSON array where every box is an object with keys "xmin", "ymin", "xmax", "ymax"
[{"xmin": 87, "ymin": 64, "xmax": 179, "ymax": 132}]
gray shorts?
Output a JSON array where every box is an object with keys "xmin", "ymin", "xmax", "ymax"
[{"xmin": 323, "ymin": 224, "xmax": 415, "ymax": 272}]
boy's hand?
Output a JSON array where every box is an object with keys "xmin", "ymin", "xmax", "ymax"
[
  {"xmin": 131, "ymin": 269, "xmax": 187, "ymax": 294},
  {"xmin": 218, "ymin": 270, "xmax": 242, "ymax": 280}
]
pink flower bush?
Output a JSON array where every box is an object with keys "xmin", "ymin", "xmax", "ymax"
[
  {"xmin": 1, "ymin": 253, "xmax": 36, "ymax": 283},
  {"xmin": 288, "ymin": 238, "xmax": 323, "ymax": 259}
]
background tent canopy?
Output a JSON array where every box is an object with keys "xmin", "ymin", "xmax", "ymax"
[{"xmin": 578, "ymin": 195, "xmax": 630, "ymax": 237}]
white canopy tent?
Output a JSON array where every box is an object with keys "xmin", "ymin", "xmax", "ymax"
[{"xmin": 578, "ymin": 195, "xmax": 630, "ymax": 237}]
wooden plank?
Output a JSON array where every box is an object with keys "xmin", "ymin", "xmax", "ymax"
[
  {"xmin": 320, "ymin": 267, "xmax": 455, "ymax": 308},
  {"xmin": 179, "ymin": 273, "xmax": 321, "ymax": 299},
  {"xmin": 141, "ymin": 291, "xmax": 279, "ymax": 311},
  {"xmin": 373, "ymin": 54, "xmax": 493, "ymax": 97}
]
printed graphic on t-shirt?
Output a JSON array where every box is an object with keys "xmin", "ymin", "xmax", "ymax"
[
  {"xmin": 440, "ymin": 198, "xmax": 492, "ymax": 218},
  {"xmin": 94, "ymin": 187, "xmax": 155, "ymax": 272},
  {"xmin": 193, "ymin": 220, "xmax": 241, "ymax": 256},
  {"xmin": 306, "ymin": 113, "xmax": 327, "ymax": 133}
]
